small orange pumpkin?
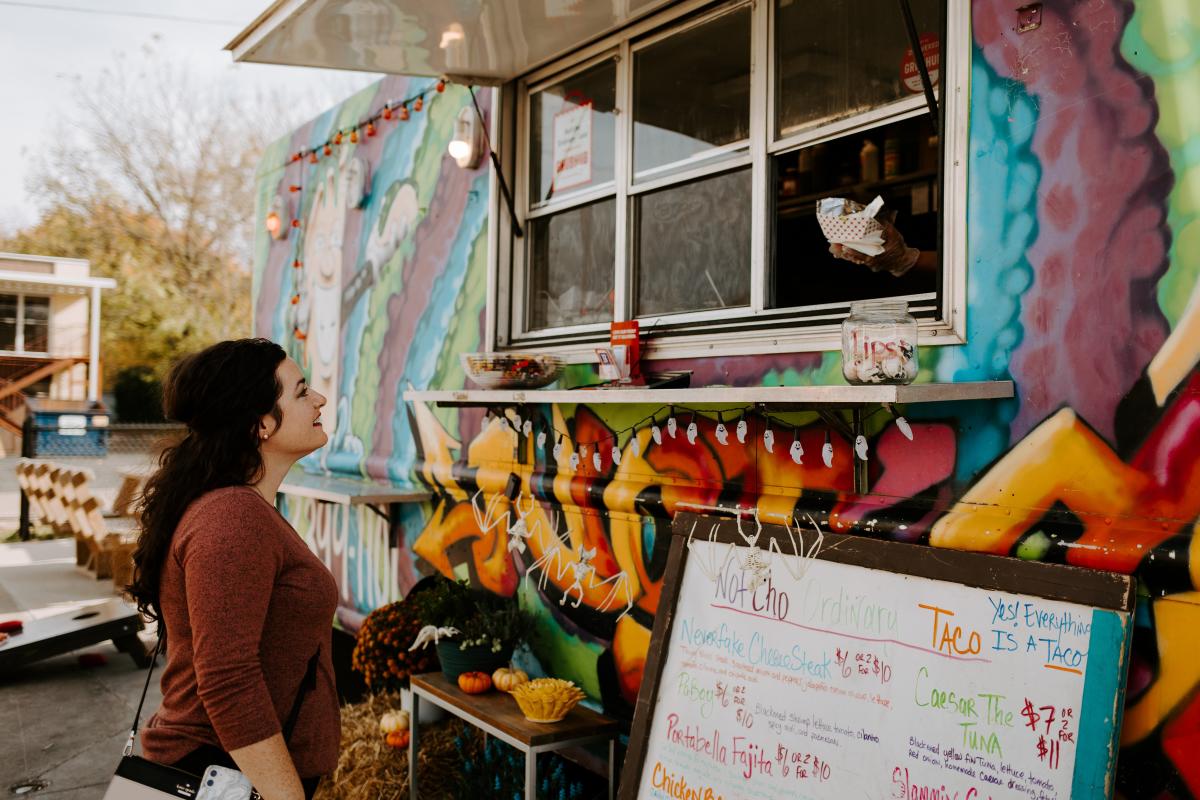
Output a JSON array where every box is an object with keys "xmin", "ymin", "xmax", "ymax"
[
  {"xmin": 492, "ymin": 666, "xmax": 529, "ymax": 693},
  {"xmin": 457, "ymin": 671, "xmax": 492, "ymax": 694},
  {"xmin": 385, "ymin": 730, "xmax": 410, "ymax": 749}
]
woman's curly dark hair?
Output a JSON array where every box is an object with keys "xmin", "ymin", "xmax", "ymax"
[{"xmin": 128, "ymin": 338, "xmax": 287, "ymax": 622}]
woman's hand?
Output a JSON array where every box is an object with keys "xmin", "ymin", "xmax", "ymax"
[{"xmin": 229, "ymin": 734, "xmax": 306, "ymax": 800}]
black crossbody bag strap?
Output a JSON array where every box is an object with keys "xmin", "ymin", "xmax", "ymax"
[
  {"xmin": 281, "ymin": 650, "xmax": 320, "ymax": 743},
  {"xmin": 124, "ymin": 626, "xmax": 320, "ymax": 754}
]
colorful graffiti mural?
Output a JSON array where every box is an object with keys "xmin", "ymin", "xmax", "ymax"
[{"xmin": 253, "ymin": 4, "xmax": 1200, "ymax": 795}]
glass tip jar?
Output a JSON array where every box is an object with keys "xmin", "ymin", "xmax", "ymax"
[{"xmin": 841, "ymin": 300, "xmax": 918, "ymax": 385}]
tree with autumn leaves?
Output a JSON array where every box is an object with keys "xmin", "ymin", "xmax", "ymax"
[{"xmin": 1, "ymin": 47, "xmax": 350, "ymax": 406}]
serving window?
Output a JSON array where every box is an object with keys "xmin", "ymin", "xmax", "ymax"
[{"xmin": 502, "ymin": 0, "xmax": 964, "ymax": 356}]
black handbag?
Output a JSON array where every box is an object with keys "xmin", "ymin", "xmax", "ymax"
[{"xmin": 103, "ymin": 632, "xmax": 319, "ymax": 799}]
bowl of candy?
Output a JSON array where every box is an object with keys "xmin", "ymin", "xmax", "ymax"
[{"xmin": 459, "ymin": 353, "xmax": 564, "ymax": 390}]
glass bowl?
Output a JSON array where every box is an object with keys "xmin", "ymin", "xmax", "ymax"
[{"xmin": 459, "ymin": 353, "xmax": 563, "ymax": 390}]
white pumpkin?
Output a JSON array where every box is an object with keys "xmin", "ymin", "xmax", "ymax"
[
  {"xmin": 492, "ymin": 666, "xmax": 530, "ymax": 693},
  {"xmin": 379, "ymin": 709, "xmax": 410, "ymax": 735}
]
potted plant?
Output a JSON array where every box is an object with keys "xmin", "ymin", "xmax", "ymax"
[{"xmin": 410, "ymin": 577, "xmax": 534, "ymax": 681}]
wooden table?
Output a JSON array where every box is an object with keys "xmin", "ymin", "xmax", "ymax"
[{"xmin": 409, "ymin": 672, "xmax": 618, "ymax": 799}]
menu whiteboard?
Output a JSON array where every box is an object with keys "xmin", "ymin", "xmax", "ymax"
[{"xmin": 620, "ymin": 513, "xmax": 1134, "ymax": 800}]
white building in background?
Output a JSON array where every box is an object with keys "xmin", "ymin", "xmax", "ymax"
[{"xmin": 0, "ymin": 253, "xmax": 115, "ymax": 445}]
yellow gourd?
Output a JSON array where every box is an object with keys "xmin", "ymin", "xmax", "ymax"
[
  {"xmin": 379, "ymin": 710, "xmax": 409, "ymax": 734},
  {"xmin": 492, "ymin": 667, "xmax": 529, "ymax": 693}
]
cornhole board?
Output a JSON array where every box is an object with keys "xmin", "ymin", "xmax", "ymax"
[{"xmin": 0, "ymin": 597, "xmax": 148, "ymax": 676}]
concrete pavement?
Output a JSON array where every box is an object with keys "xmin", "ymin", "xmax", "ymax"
[{"xmin": 1, "ymin": 535, "xmax": 161, "ymax": 799}]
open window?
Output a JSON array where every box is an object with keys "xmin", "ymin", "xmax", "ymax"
[{"xmin": 500, "ymin": 0, "xmax": 965, "ymax": 357}]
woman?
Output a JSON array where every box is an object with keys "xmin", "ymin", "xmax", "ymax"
[{"xmin": 129, "ymin": 338, "xmax": 339, "ymax": 800}]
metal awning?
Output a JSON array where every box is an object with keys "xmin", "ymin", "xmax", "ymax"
[{"xmin": 226, "ymin": 0, "xmax": 673, "ymax": 83}]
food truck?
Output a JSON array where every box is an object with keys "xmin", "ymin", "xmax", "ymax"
[{"xmin": 229, "ymin": 1, "xmax": 1200, "ymax": 795}]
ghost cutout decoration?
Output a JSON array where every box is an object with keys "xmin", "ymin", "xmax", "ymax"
[
  {"xmin": 895, "ymin": 415, "xmax": 913, "ymax": 441},
  {"xmin": 569, "ymin": 452, "xmax": 580, "ymax": 470},
  {"xmin": 522, "ymin": 419, "xmax": 533, "ymax": 436},
  {"xmin": 763, "ymin": 427, "xmax": 775, "ymax": 454},
  {"xmin": 611, "ymin": 446, "xmax": 622, "ymax": 466},
  {"xmin": 821, "ymin": 431, "xmax": 834, "ymax": 468},
  {"xmin": 592, "ymin": 450, "xmax": 602, "ymax": 471},
  {"xmin": 651, "ymin": 424, "xmax": 663, "ymax": 445},
  {"xmin": 513, "ymin": 412, "xmax": 522, "ymax": 431},
  {"xmin": 790, "ymin": 436, "xmax": 804, "ymax": 465},
  {"xmin": 686, "ymin": 420, "xmax": 699, "ymax": 445},
  {"xmin": 537, "ymin": 430, "xmax": 547, "ymax": 450},
  {"xmin": 667, "ymin": 415, "xmax": 678, "ymax": 439},
  {"xmin": 715, "ymin": 421, "xmax": 729, "ymax": 446},
  {"xmin": 855, "ymin": 435, "xmax": 869, "ymax": 461},
  {"xmin": 736, "ymin": 418, "xmax": 748, "ymax": 444},
  {"xmin": 553, "ymin": 437, "xmax": 563, "ymax": 461}
]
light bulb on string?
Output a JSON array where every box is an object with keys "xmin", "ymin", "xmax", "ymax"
[
  {"xmin": 382, "ymin": 105, "xmax": 393, "ymax": 121},
  {"xmin": 763, "ymin": 421, "xmax": 775, "ymax": 454},
  {"xmin": 414, "ymin": 97, "xmax": 424, "ymax": 112},
  {"xmin": 651, "ymin": 419, "xmax": 663, "ymax": 446},
  {"xmin": 323, "ymin": 144, "xmax": 332, "ymax": 156},
  {"xmin": 686, "ymin": 414, "xmax": 698, "ymax": 445},
  {"xmin": 631, "ymin": 430, "xmax": 642, "ymax": 457},
  {"xmin": 399, "ymin": 104, "xmax": 410, "ymax": 121},
  {"xmin": 789, "ymin": 428, "xmax": 804, "ymax": 464},
  {"xmin": 611, "ymin": 441, "xmax": 622, "ymax": 466},
  {"xmin": 822, "ymin": 430, "xmax": 834, "ymax": 468},
  {"xmin": 714, "ymin": 412, "xmax": 729, "ymax": 446},
  {"xmin": 889, "ymin": 405, "xmax": 913, "ymax": 441},
  {"xmin": 334, "ymin": 132, "xmax": 343, "ymax": 145},
  {"xmin": 350, "ymin": 129, "xmax": 359, "ymax": 144},
  {"xmin": 592, "ymin": 447, "xmax": 602, "ymax": 471},
  {"xmin": 855, "ymin": 435, "xmax": 869, "ymax": 461},
  {"xmin": 667, "ymin": 407, "xmax": 678, "ymax": 439},
  {"xmin": 522, "ymin": 419, "xmax": 532, "ymax": 437},
  {"xmin": 308, "ymin": 152, "xmax": 318, "ymax": 164},
  {"xmin": 553, "ymin": 434, "xmax": 563, "ymax": 461},
  {"xmin": 536, "ymin": 428, "xmax": 547, "ymax": 450},
  {"xmin": 367, "ymin": 122, "xmax": 376, "ymax": 137},
  {"xmin": 436, "ymin": 79, "xmax": 446, "ymax": 93},
  {"xmin": 736, "ymin": 411, "xmax": 748, "ymax": 444}
]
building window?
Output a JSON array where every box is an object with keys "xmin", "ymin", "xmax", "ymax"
[
  {"xmin": 0, "ymin": 294, "xmax": 51, "ymax": 354},
  {"xmin": 504, "ymin": 0, "xmax": 963, "ymax": 355}
]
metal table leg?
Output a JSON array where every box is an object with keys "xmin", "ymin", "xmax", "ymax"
[
  {"xmin": 409, "ymin": 692, "xmax": 420, "ymax": 800},
  {"xmin": 526, "ymin": 749, "xmax": 536, "ymax": 799}
]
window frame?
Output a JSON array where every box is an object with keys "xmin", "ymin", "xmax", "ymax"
[
  {"xmin": 0, "ymin": 292, "xmax": 52, "ymax": 356},
  {"xmin": 494, "ymin": 0, "xmax": 969, "ymax": 361}
]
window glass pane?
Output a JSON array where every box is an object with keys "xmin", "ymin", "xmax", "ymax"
[
  {"xmin": 531, "ymin": 60, "xmax": 617, "ymax": 205},
  {"xmin": 636, "ymin": 168, "xmax": 751, "ymax": 317},
  {"xmin": 633, "ymin": 6, "xmax": 751, "ymax": 178},
  {"xmin": 772, "ymin": 114, "xmax": 939, "ymax": 308},
  {"xmin": 23, "ymin": 296, "xmax": 49, "ymax": 352},
  {"xmin": 528, "ymin": 199, "xmax": 616, "ymax": 331},
  {"xmin": 776, "ymin": 0, "xmax": 941, "ymax": 136},
  {"xmin": 0, "ymin": 295, "xmax": 16, "ymax": 351}
]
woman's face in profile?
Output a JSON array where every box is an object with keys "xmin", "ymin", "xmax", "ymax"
[{"xmin": 263, "ymin": 357, "xmax": 328, "ymax": 457}]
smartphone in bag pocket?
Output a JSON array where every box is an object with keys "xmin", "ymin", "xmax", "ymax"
[{"xmin": 194, "ymin": 765, "xmax": 254, "ymax": 800}]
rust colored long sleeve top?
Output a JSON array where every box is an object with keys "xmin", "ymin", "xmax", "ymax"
[{"xmin": 142, "ymin": 486, "xmax": 340, "ymax": 778}]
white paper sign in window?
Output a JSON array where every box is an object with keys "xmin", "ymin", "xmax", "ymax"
[{"xmin": 552, "ymin": 101, "xmax": 593, "ymax": 193}]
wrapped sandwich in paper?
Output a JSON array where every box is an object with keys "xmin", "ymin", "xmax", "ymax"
[{"xmin": 816, "ymin": 195, "xmax": 886, "ymax": 257}]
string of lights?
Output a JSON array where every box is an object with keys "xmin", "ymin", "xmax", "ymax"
[
  {"xmin": 478, "ymin": 402, "xmax": 912, "ymax": 471},
  {"xmin": 283, "ymin": 79, "xmax": 447, "ymax": 169}
]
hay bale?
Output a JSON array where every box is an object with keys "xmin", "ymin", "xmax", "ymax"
[{"xmin": 315, "ymin": 692, "xmax": 480, "ymax": 800}]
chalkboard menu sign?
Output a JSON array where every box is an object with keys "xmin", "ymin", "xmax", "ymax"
[{"xmin": 620, "ymin": 513, "xmax": 1134, "ymax": 800}]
